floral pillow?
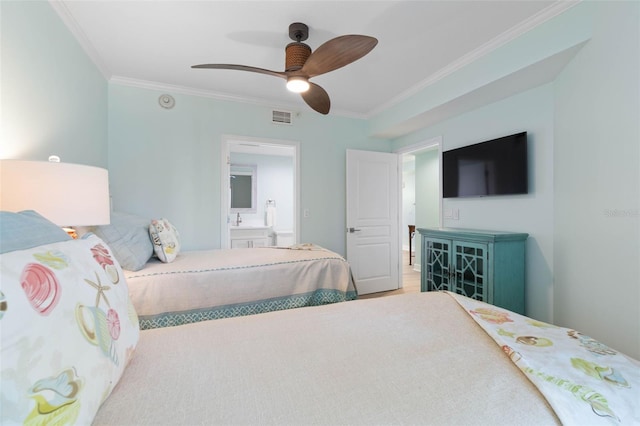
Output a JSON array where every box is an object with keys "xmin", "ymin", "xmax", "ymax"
[
  {"xmin": 0, "ymin": 233, "xmax": 139, "ymax": 425},
  {"xmin": 90, "ymin": 211, "xmax": 153, "ymax": 271},
  {"xmin": 149, "ymin": 218, "xmax": 181, "ymax": 263}
]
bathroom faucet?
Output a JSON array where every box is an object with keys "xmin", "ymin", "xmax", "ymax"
[{"xmin": 236, "ymin": 212, "xmax": 242, "ymax": 226}]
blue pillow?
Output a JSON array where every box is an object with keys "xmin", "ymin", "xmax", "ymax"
[
  {"xmin": 90, "ymin": 212, "xmax": 153, "ymax": 271},
  {"xmin": 0, "ymin": 210, "xmax": 71, "ymax": 254}
]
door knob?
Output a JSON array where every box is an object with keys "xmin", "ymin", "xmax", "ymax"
[{"xmin": 348, "ymin": 227, "xmax": 361, "ymax": 233}]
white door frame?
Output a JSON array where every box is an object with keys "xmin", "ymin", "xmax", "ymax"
[
  {"xmin": 394, "ymin": 136, "xmax": 443, "ymax": 275},
  {"xmin": 220, "ymin": 135, "xmax": 300, "ymax": 249}
]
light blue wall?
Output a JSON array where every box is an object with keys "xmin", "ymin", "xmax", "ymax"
[
  {"xmin": 414, "ymin": 150, "xmax": 440, "ymax": 229},
  {"xmin": 553, "ymin": 1, "xmax": 639, "ymax": 358},
  {"xmin": 0, "ymin": 1, "xmax": 107, "ymax": 166},
  {"xmin": 107, "ymin": 84, "xmax": 390, "ymax": 254},
  {"xmin": 413, "ymin": 148, "xmax": 440, "ymax": 271},
  {"xmin": 393, "ymin": 86, "xmax": 555, "ymax": 322},
  {"xmin": 390, "ymin": 2, "xmax": 639, "ymax": 359}
]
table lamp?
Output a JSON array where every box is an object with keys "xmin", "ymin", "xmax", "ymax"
[{"xmin": 0, "ymin": 159, "xmax": 110, "ymax": 234}]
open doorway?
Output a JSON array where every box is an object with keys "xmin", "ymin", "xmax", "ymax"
[
  {"xmin": 221, "ymin": 136, "xmax": 300, "ymax": 249},
  {"xmin": 359, "ymin": 139, "xmax": 441, "ymax": 300},
  {"xmin": 400, "ymin": 154, "xmax": 421, "ymax": 293},
  {"xmin": 396, "ymin": 137, "xmax": 442, "ymax": 289},
  {"xmin": 347, "ymin": 137, "xmax": 442, "ymax": 299}
]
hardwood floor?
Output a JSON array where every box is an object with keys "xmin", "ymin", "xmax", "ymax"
[{"xmin": 358, "ymin": 251, "xmax": 421, "ymax": 299}]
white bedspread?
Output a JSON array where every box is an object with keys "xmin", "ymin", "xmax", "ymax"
[
  {"xmin": 125, "ymin": 246, "xmax": 356, "ymax": 329},
  {"xmin": 94, "ymin": 292, "xmax": 561, "ymax": 425}
]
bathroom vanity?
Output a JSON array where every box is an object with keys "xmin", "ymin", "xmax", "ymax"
[{"xmin": 230, "ymin": 226, "xmax": 273, "ymax": 248}]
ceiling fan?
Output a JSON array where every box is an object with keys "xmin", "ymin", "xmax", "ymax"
[{"xmin": 191, "ymin": 23, "xmax": 378, "ymax": 115}]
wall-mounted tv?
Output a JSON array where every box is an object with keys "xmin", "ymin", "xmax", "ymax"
[{"xmin": 442, "ymin": 132, "xmax": 528, "ymax": 198}]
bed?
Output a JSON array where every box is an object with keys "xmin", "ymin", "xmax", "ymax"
[
  {"xmin": 2, "ymin": 211, "xmax": 639, "ymax": 425},
  {"xmin": 125, "ymin": 245, "xmax": 357, "ymax": 329},
  {"xmin": 84, "ymin": 212, "xmax": 356, "ymax": 329},
  {"xmin": 94, "ymin": 291, "xmax": 639, "ymax": 425}
]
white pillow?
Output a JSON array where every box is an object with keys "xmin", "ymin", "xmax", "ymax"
[
  {"xmin": 149, "ymin": 218, "xmax": 181, "ymax": 263},
  {"xmin": 0, "ymin": 233, "xmax": 140, "ymax": 424}
]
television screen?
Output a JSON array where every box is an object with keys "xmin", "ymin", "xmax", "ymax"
[{"xmin": 442, "ymin": 132, "xmax": 528, "ymax": 198}]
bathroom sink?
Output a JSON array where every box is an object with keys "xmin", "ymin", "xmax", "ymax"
[{"xmin": 230, "ymin": 225, "xmax": 271, "ymax": 230}]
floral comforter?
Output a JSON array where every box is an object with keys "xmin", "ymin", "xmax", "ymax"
[{"xmin": 450, "ymin": 292, "xmax": 639, "ymax": 425}]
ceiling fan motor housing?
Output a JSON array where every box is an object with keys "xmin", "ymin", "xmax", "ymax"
[{"xmin": 285, "ymin": 42, "xmax": 311, "ymax": 72}]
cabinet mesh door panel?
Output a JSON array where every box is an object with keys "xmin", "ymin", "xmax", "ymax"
[
  {"xmin": 453, "ymin": 242, "xmax": 487, "ymax": 301},
  {"xmin": 425, "ymin": 238, "xmax": 452, "ymax": 291}
]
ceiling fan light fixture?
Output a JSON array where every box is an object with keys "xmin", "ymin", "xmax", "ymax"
[
  {"xmin": 286, "ymin": 76, "xmax": 310, "ymax": 93},
  {"xmin": 191, "ymin": 22, "xmax": 377, "ymax": 114}
]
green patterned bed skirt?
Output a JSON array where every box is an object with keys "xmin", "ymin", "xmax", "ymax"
[{"xmin": 138, "ymin": 289, "xmax": 358, "ymax": 330}]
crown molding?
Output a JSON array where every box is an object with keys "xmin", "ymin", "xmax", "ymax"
[
  {"xmin": 109, "ymin": 76, "xmax": 306, "ymax": 113},
  {"xmin": 366, "ymin": 0, "xmax": 581, "ymax": 118},
  {"xmin": 48, "ymin": 0, "xmax": 111, "ymax": 80},
  {"xmin": 109, "ymin": 76, "xmax": 367, "ymax": 119}
]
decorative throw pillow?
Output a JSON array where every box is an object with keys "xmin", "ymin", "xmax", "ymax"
[
  {"xmin": 149, "ymin": 218, "xmax": 181, "ymax": 263},
  {"xmin": 0, "ymin": 210, "xmax": 71, "ymax": 254},
  {"xmin": 0, "ymin": 232, "xmax": 140, "ymax": 425},
  {"xmin": 90, "ymin": 212, "xmax": 153, "ymax": 271}
]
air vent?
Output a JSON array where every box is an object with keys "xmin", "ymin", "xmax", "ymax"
[{"xmin": 272, "ymin": 110, "xmax": 292, "ymax": 125}]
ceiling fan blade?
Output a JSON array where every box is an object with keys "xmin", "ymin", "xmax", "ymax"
[
  {"xmin": 191, "ymin": 64, "xmax": 286, "ymax": 79},
  {"xmin": 301, "ymin": 83, "xmax": 331, "ymax": 115},
  {"xmin": 301, "ymin": 35, "xmax": 378, "ymax": 78}
]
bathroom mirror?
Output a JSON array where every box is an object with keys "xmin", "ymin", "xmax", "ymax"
[{"xmin": 230, "ymin": 164, "xmax": 257, "ymax": 214}]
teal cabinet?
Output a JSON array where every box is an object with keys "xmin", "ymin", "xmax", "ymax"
[{"xmin": 418, "ymin": 228, "xmax": 528, "ymax": 314}]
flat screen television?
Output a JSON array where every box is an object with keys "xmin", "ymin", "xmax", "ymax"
[{"xmin": 442, "ymin": 132, "xmax": 528, "ymax": 198}]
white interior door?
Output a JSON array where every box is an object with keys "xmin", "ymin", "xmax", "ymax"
[{"xmin": 346, "ymin": 149, "xmax": 400, "ymax": 295}]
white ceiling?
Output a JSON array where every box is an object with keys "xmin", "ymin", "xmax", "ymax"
[{"xmin": 53, "ymin": 0, "xmax": 575, "ymax": 118}]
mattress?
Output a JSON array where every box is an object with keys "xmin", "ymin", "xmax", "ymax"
[
  {"xmin": 94, "ymin": 291, "xmax": 640, "ymax": 425},
  {"xmin": 95, "ymin": 292, "xmax": 561, "ymax": 424},
  {"xmin": 125, "ymin": 246, "xmax": 357, "ymax": 329}
]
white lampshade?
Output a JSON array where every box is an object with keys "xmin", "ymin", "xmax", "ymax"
[{"xmin": 0, "ymin": 160, "xmax": 110, "ymax": 226}]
